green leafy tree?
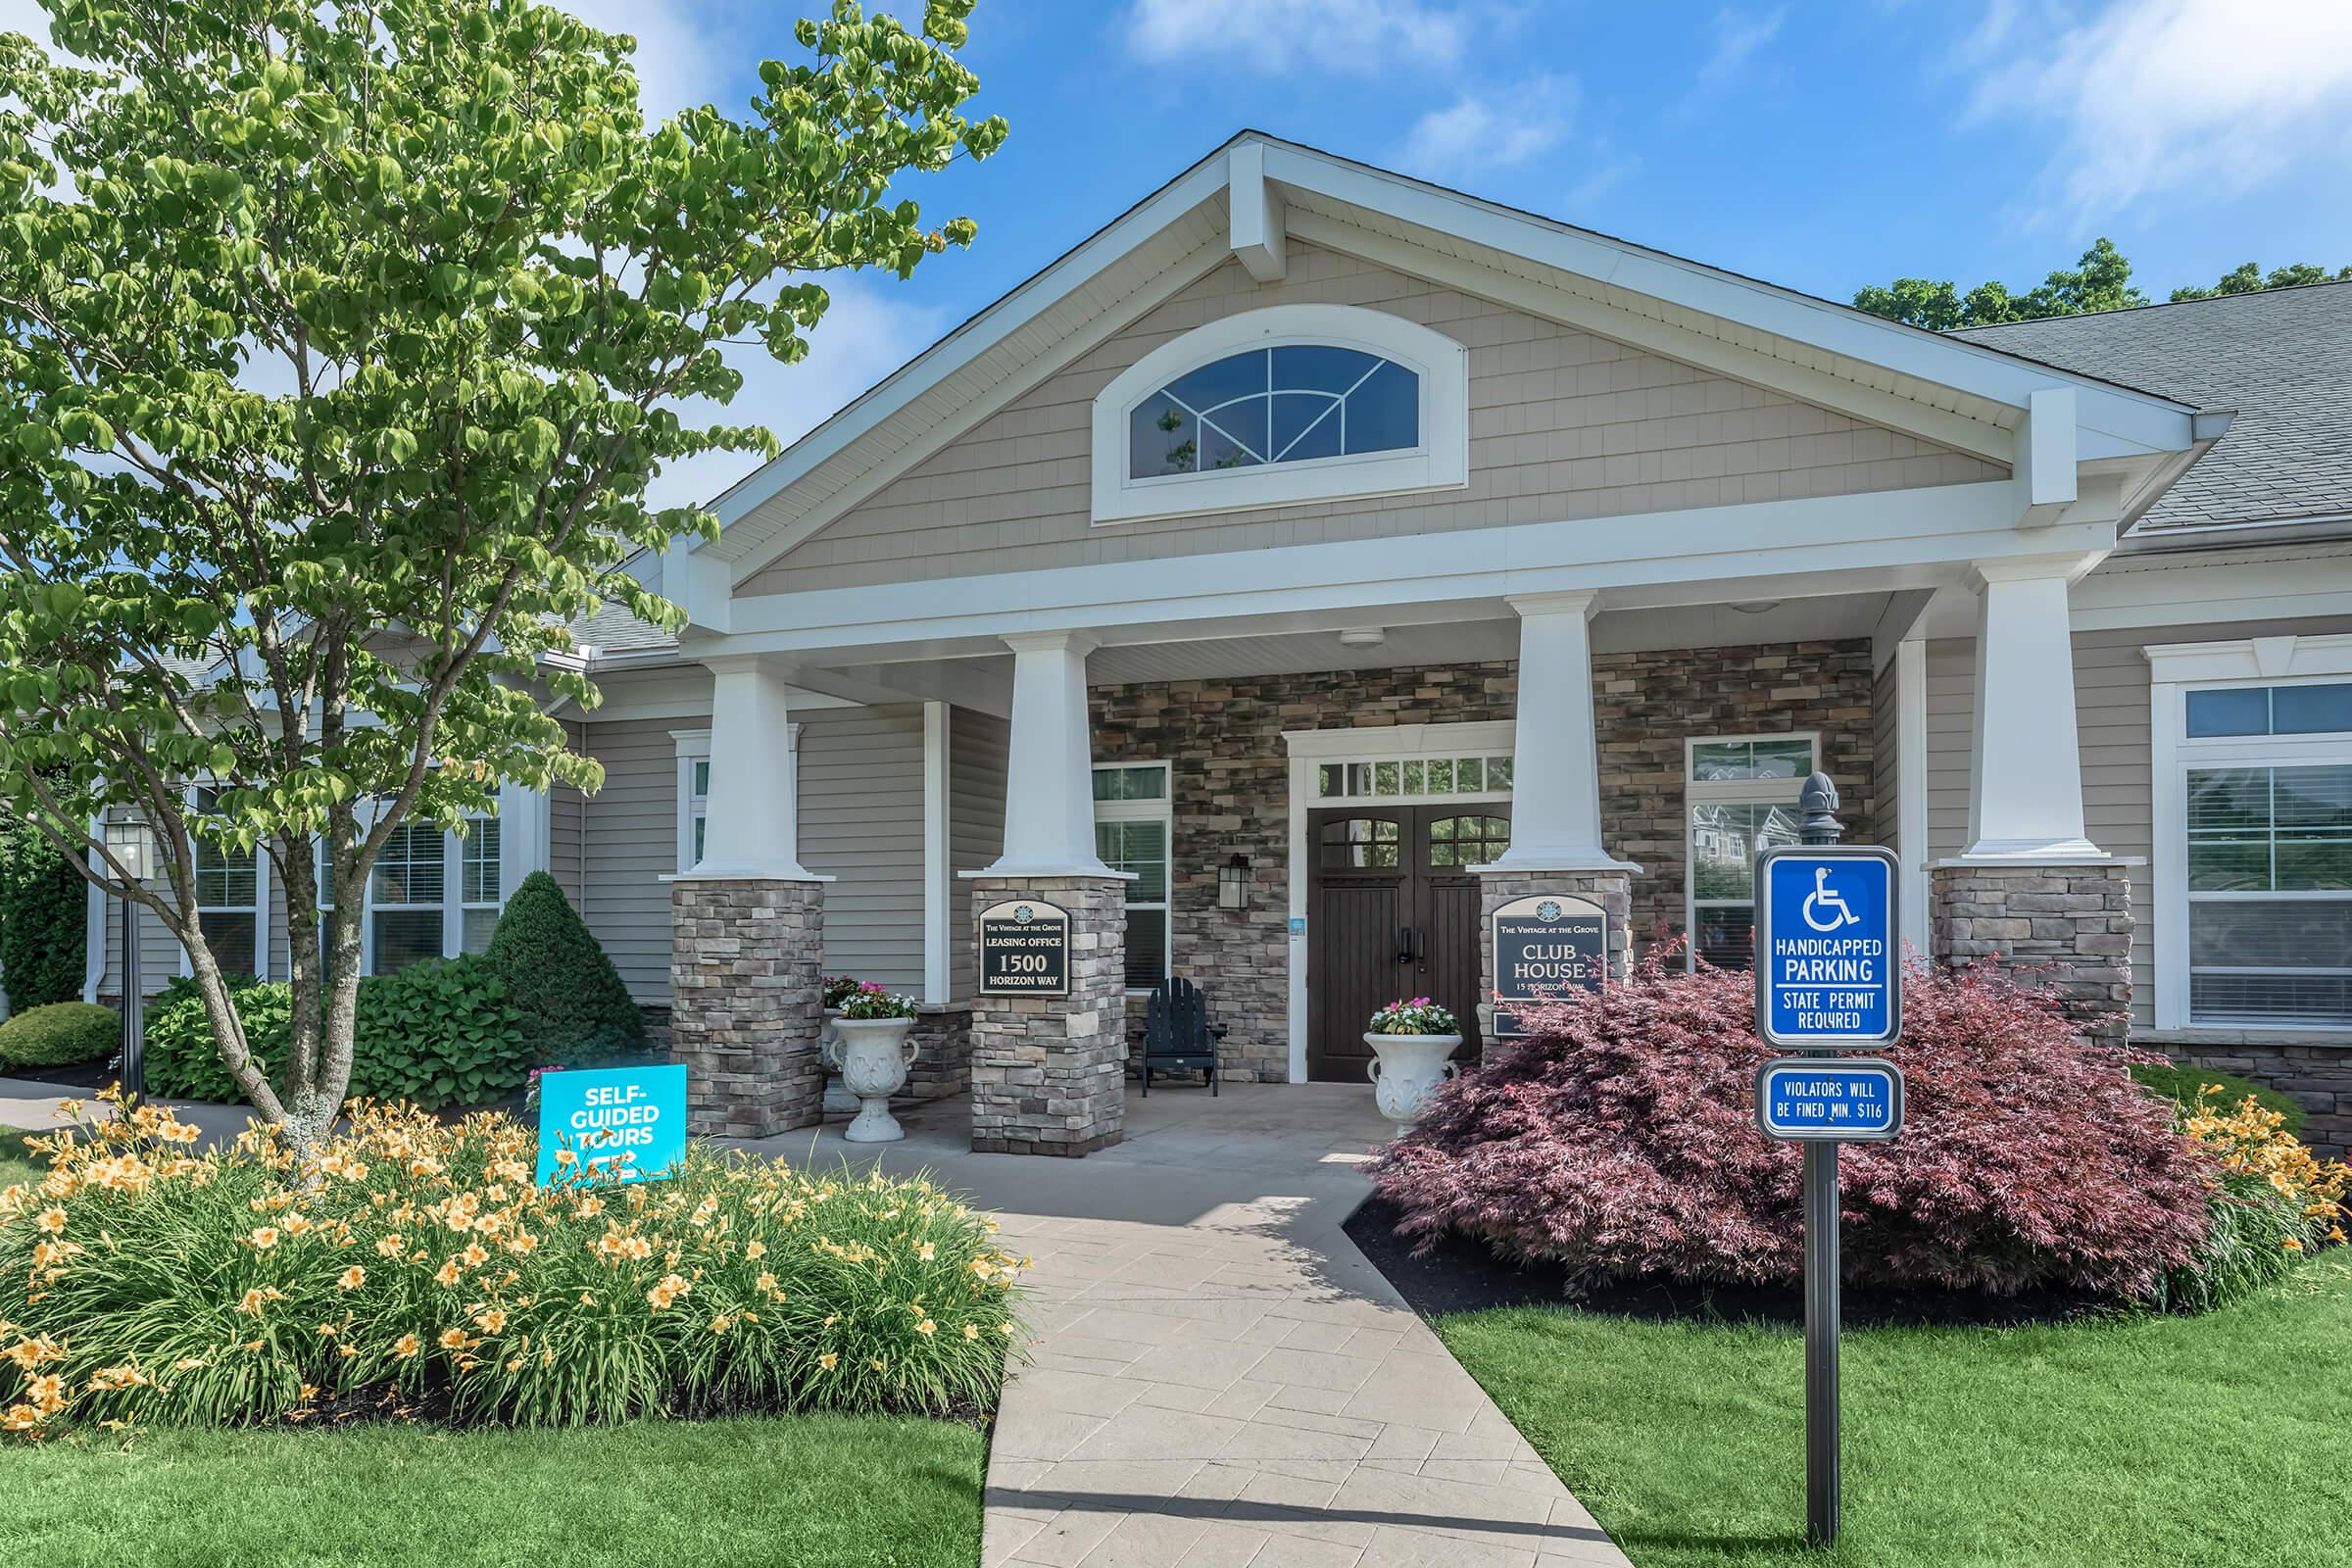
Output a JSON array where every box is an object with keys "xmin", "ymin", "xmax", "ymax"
[
  {"xmin": 2170, "ymin": 261, "xmax": 2352, "ymax": 301},
  {"xmin": 1853, "ymin": 238, "xmax": 2147, "ymax": 329},
  {"xmin": 1857, "ymin": 239, "xmax": 2351, "ymax": 328},
  {"xmin": 0, "ymin": 0, "xmax": 1005, "ymax": 1151}
]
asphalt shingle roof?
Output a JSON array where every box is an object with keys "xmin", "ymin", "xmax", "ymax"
[{"xmin": 1957, "ymin": 281, "xmax": 2352, "ymax": 534}]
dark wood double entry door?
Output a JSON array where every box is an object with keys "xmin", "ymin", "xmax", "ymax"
[{"xmin": 1305, "ymin": 804, "xmax": 1511, "ymax": 1082}]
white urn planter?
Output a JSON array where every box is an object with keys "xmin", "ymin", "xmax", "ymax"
[
  {"xmin": 1363, "ymin": 1032, "xmax": 1462, "ymax": 1136},
  {"xmin": 819, "ymin": 1007, "xmax": 858, "ymax": 1117},
  {"xmin": 832, "ymin": 1015, "xmax": 919, "ymax": 1144}
]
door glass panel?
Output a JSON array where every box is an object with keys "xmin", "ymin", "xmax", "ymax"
[
  {"xmin": 1427, "ymin": 814, "xmax": 1509, "ymax": 868},
  {"xmin": 1318, "ymin": 818, "xmax": 1400, "ymax": 869}
]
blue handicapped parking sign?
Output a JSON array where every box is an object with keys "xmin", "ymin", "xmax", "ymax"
[{"xmin": 1754, "ymin": 846, "xmax": 1900, "ymax": 1049}]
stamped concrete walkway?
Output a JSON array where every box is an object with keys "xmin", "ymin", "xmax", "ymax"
[{"xmin": 760, "ymin": 1085, "xmax": 1632, "ymax": 1568}]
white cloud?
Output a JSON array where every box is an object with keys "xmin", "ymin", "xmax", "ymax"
[
  {"xmin": 1694, "ymin": 6, "xmax": 1787, "ymax": 90},
  {"xmin": 1124, "ymin": 0, "xmax": 1468, "ymax": 75},
  {"xmin": 650, "ymin": 276, "xmax": 950, "ymax": 515},
  {"xmin": 1400, "ymin": 75, "xmax": 1576, "ymax": 181},
  {"xmin": 552, "ymin": 0, "xmax": 733, "ymax": 121},
  {"xmin": 1967, "ymin": 0, "xmax": 2352, "ymax": 219}
]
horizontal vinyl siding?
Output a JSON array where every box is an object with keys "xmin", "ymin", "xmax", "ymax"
[
  {"xmin": 579, "ymin": 718, "xmax": 687, "ymax": 1004},
  {"xmin": 947, "ymin": 707, "xmax": 1009, "ymax": 1001},
  {"xmin": 742, "ymin": 244, "xmax": 2004, "ymax": 598},
  {"xmin": 1924, "ymin": 612, "xmax": 2352, "ymax": 1031},
  {"xmin": 551, "ymin": 720, "xmax": 587, "ymax": 906},
  {"xmin": 800, "ymin": 706, "xmax": 926, "ymax": 993}
]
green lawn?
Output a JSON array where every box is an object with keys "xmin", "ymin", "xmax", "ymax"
[
  {"xmin": 1439, "ymin": 1263, "xmax": 2352, "ymax": 1568},
  {"xmin": 9, "ymin": 1413, "xmax": 984, "ymax": 1568},
  {"xmin": 1, "ymin": 1125, "xmax": 41, "ymax": 1186}
]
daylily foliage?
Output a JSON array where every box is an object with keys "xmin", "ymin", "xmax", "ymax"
[{"xmin": 0, "ymin": 0, "xmax": 1004, "ymax": 1148}]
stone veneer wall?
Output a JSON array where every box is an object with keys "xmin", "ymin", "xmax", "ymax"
[
  {"xmin": 1929, "ymin": 863, "xmax": 2133, "ymax": 1047},
  {"xmin": 1090, "ymin": 641, "xmax": 1878, "ymax": 1081},
  {"xmin": 968, "ymin": 877, "xmax": 1126, "ymax": 1155},
  {"xmin": 904, "ymin": 1006, "xmax": 973, "ymax": 1102},
  {"xmin": 669, "ymin": 878, "xmax": 824, "ymax": 1138}
]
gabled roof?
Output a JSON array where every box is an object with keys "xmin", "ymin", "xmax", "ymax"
[
  {"xmin": 1959, "ymin": 282, "xmax": 2352, "ymax": 536},
  {"xmin": 684, "ymin": 130, "xmax": 2201, "ymax": 594}
]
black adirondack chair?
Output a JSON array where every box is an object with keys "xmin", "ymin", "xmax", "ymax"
[{"xmin": 1140, "ymin": 976, "xmax": 1225, "ymax": 1096}]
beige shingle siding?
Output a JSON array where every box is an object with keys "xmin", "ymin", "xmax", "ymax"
[
  {"xmin": 947, "ymin": 706, "xmax": 1009, "ymax": 1001},
  {"xmin": 742, "ymin": 245, "xmax": 2006, "ymax": 598},
  {"xmin": 1924, "ymin": 612, "xmax": 2352, "ymax": 1029}
]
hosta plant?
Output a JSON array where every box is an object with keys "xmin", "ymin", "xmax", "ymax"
[
  {"xmin": 1374, "ymin": 956, "xmax": 2219, "ymax": 1300},
  {"xmin": 1368, "ymin": 998, "xmax": 1459, "ymax": 1036},
  {"xmin": 0, "ymin": 1093, "xmax": 1024, "ymax": 1436}
]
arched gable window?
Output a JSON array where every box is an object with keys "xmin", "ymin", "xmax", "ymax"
[{"xmin": 1092, "ymin": 304, "xmax": 1469, "ymax": 524}]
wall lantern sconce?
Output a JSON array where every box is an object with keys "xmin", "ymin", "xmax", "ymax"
[{"xmin": 1218, "ymin": 853, "xmax": 1251, "ymax": 911}]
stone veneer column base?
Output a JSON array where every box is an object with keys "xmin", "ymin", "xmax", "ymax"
[
  {"xmin": 1475, "ymin": 870, "xmax": 1636, "ymax": 1045},
  {"xmin": 970, "ymin": 876, "xmax": 1126, "ymax": 1157},
  {"xmin": 1929, "ymin": 860, "xmax": 2132, "ymax": 1045},
  {"xmin": 669, "ymin": 877, "xmax": 825, "ymax": 1138}
]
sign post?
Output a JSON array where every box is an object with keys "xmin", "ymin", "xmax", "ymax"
[{"xmin": 1751, "ymin": 774, "xmax": 1902, "ymax": 1549}]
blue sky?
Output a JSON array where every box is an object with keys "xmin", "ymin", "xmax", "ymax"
[
  {"xmin": 26, "ymin": 0, "xmax": 2348, "ymax": 509},
  {"xmin": 582, "ymin": 0, "xmax": 2352, "ymax": 509}
]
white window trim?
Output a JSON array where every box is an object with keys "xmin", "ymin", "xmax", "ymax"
[
  {"xmin": 1090, "ymin": 304, "xmax": 1470, "ymax": 525},
  {"xmin": 1092, "ymin": 761, "xmax": 1173, "ymax": 994},
  {"xmin": 675, "ymin": 724, "xmax": 800, "ymax": 875},
  {"xmin": 314, "ymin": 783, "xmax": 546, "ymax": 977},
  {"xmin": 1684, "ymin": 732, "xmax": 1819, "ymax": 972},
  {"xmin": 2149, "ymin": 633, "xmax": 2352, "ymax": 1032},
  {"xmin": 183, "ymin": 784, "xmax": 268, "ymax": 983}
]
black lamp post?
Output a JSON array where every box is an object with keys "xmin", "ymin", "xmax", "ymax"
[{"xmin": 104, "ymin": 820, "xmax": 154, "ymax": 1101}]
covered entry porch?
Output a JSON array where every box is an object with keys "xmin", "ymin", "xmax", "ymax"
[{"xmin": 666, "ymin": 491, "xmax": 2136, "ymax": 1152}]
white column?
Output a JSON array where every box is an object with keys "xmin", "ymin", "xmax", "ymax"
[
  {"xmin": 1959, "ymin": 558, "xmax": 2101, "ymax": 859},
  {"xmin": 983, "ymin": 630, "xmax": 1112, "ymax": 877},
  {"xmin": 691, "ymin": 655, "xmax": 822, "ymax": 881},
  {"xmin": 1484, "ymin": 591, "xmax": 1635, "ymax": 872}
]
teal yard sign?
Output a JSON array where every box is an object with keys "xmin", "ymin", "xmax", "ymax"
[{"xmin": 535, "ymin": 1063, "xmax": 689, "ymax": 1186}]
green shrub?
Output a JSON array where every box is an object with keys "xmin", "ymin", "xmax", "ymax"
[
  {"xmin": 144, "ymin": 958, "xmax": 528, "ymax": 1108},
  {"xmin": 349, "ymin": 957, "xmax": 530, "ymax": 1105},
  {"xmin": 484, "ymin": 871, "xmax": 645, "ymax": 1064},
  {"xmin": 0, "ymin": 1102, "xmax": 1024, "ymax": 1433},
  {"xmin": 0, "ymin": 1002, "xmax": 118, "ymax": 1070},
  {"xmin": 2131, "ymin": 1061, "xmax": 2304, "ymax": 1135},
  {"xmin": 0, "ymin": 808, "xmax": 86, "ymax": 1011}
]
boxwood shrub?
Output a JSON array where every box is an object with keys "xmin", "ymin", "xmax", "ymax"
[
  {"xmin": 484, "ymin": 872, "xmax": 646, "ymax": 1064},
  {"xmin": 2130, "ymin": 1060, "xmax": 2303, "ymax": 1135},
  {"xmin": 144, "ymin": 957, "xmax": 529, "ymax": 1109},
  {"xmin": 0, "ymin": 1100, "xmax": 1024, "ymax": 1433},
  {"xmin": 0, "ymin": 1002, "xmax": 117, "ymax": 1070}
]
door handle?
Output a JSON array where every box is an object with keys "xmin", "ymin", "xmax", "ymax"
[{"xmin": 1395, "ymin": 926, "xmax": 1416, "ymax": 965}]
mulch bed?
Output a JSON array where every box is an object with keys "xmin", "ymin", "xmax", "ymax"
[
  {"xmin": 1345, "ymin": 1195, "xmax": 2118, "ymax": 1329},
  {"xmin": 0, "ymin": 1057, "xmax": 120, "ymax": 1092}
]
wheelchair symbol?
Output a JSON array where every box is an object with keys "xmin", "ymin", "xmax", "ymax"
[{"xmin": 1800, "ymin": 867, "xmax": 1861, "ymax": 932}]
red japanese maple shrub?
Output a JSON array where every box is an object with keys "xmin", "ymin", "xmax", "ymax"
[{"xmin": 1371, "ymin": 956, "xmax": 2215, "ymax": 1299}]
